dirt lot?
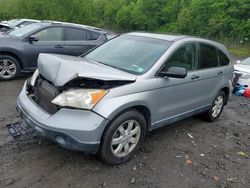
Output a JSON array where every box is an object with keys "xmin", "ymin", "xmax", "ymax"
[{"xmin": 0, "ymin": 75, "xmax": 250, "ymax": 188}]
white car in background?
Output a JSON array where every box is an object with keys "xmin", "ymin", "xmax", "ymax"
[
  {"xmin": 234, "ymin": 57, "xmax": 250, "ymax": 88},
  {"xmin": 0, "ymin": 19, "xmax": 40, "ymax": 32}
]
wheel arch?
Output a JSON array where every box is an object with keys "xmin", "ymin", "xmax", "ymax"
[
  {"xmin": 220, "ymin": 87, "xmax": 230, "ymax": 105},
  {"xmin": 99, "ymin": 104, "xmax": 152, "ymax": 145},
  {"xmin": 0, "ymin": 51, "xmax": 24, "ymax": 69}
]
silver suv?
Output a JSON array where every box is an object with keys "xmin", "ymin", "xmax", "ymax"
[{"xmin": 17, "ymin": 32, "xmax": 234, "ymax": 164}]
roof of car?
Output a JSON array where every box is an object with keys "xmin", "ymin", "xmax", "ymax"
[
  {"xmin": 126, "ymin": 32, "xmax": 229, "ymax": 57},
  {"xmin": 19, "ymin": 19, "xmax": 40, "ymax": 22},
  {"xmin": 127, "ymin": 32, "xmax": 187, "ymax": 42},
  {"xmin": 40, "ymin": 20, "xmax": 105, "ymax": 33}
]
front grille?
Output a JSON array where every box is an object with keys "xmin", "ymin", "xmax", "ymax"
[{"xmin": 32, "ymin": 78, "xmax": 60, "ymax": 114}]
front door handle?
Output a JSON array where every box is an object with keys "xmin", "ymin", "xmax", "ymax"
[
  {"xmin": 191, "ymin": 74, "xmax": 200, "ymax": 80},
  {"xmin": 217, "ymin": 71, "xmax": 223, "ymax": 75},
  {"xmin": 55, "ymin": 44, "xmax": 64, "ymax": 48}
]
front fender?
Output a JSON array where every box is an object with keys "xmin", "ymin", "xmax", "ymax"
[{"xmin": 93, "ymin": 90, "xmax": 157, "ymax": 124}]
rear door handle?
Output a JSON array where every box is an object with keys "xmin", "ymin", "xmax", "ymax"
[
  {"xmin": 191, "ymin": 74, "xmax": 200, "ymax": 80},
  {"xmin": 217, "ymin": 71, "xmax": 223, "ymax": 75},
  {"xmin": 55, "ymin": 44, "xmax": 64, "ymax": 48}
]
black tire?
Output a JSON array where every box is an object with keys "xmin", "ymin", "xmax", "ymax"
[
  {"xmin": 99, "ymin": 110, "xmax": 146, "ymax": 165},
  {"xmin": 203, "ymin": 91, "xmax": 225, "ymax": 122},
  {"xmin": 0, "ymin": 55, "xmax": 20, "ymax": 80}
]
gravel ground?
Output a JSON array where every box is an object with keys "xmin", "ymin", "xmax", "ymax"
[{"xmin": 0, "ymin": 75, "xmax": 250, "ymax": 188}]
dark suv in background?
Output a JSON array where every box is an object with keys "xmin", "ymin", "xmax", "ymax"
[{"xmin": 0, "ymin": 22, "xmax": 111, "ymax": 80}]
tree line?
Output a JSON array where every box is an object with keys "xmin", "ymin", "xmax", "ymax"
[{"xmin": 0, "ymin": 0, "xmax": 249, "ymax": 43}]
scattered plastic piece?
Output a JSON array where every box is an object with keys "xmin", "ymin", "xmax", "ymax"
[
  {"xmin": 187, "ymin": 133, "xmax": 193, "ymax": 138},
  {"xmin": 212, "ymin": 176, "xmax": 219, "ymax": 181},
  {"xmin": 237, "ymin": 151, "xmax": 248, "ymax": 157},
  {"xmin": 200, "ymin": 154, "xmax": 205, "ymax": 157},
  {"xmin": 175, "ymin": 155, "xmax": 182, "ymax": 158},
  {"xmin": 186, "ymin": 160, "xmax": 192, "ymax": 165}
]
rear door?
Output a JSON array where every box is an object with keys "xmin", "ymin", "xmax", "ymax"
[
  {"xmin": 194, "ymin": 43, "xmax": 225, "ymax": 105},
  {"xmin": 63, "ymin": 27, "xmax": 102, "ymax": 56},
  {"xmin": 23, "ymin": 26, "xmax": 65, "ymax": 68}
]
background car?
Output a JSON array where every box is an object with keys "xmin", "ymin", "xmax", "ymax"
[
  {"xmin": 0, "ymin": 21, "xmax": 110, "ymax": 80},
  {"xmin": 0, "ymin": 18, "xmax": 40, "ymax": 32},
  {"xmin": 234, "ymin": 57, "xmax": 250, "ymax": 88}
]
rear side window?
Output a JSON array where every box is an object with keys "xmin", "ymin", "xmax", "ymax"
[
  {"xmin": 87, "ymin": 31, "xmax": 100, "ymax": 40},
  {"xmin": 65, "ymin": 27, "xmax": 87, "ymax": 41},
  {"xmin": 218, "ymin": 50, "xmax": 230, "ymax": 66},
  {"xmin": 199, "ymin": 43, "xmax": 218, "ymax": 69}
]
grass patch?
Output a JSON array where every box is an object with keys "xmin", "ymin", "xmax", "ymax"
[{"xmin": 228, "ymin": 45, "xmax": 250, "ymax": 57}]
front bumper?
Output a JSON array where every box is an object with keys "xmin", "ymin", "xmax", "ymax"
[{"xmin": 16, "ymin": 81, "xmax": 109, "ymax": 154}]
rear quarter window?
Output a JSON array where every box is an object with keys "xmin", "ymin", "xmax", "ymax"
[
  {"xmin": 218, "ymin": 50, "xmax": 230, "ymax": 66},
  {"xmin": 87, "ymin": 31, "xmax": 100, "ymax": 40},
  {"xmin": 65, "ymin": 27, "xmax": 87, "ymax": 41},
  {"xmin": 199, "ymin": 43, "xmax": 218, "ymax": 69}
]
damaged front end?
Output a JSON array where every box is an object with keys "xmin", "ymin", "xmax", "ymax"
[
  {"xmin": 26, "ymin": 70, "xmax": 134, "ymax": 114},
  {"xmin": 25, "ymin": 53, "xmax": 136, "ymax": 114}
]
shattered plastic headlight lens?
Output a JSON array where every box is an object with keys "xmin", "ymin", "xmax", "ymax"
[
  {"xmin": 51, "ymin": 89, "xmax": 108, "ymax": 110},
  {"xmin": 30, "ymin": 69, "xmax": 39, "ymax": 86}
]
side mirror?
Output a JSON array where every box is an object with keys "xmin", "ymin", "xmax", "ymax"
[
  {"xmin": 236, "ymin": 60, "xmax": 241, "ymax": 64},
  {"xmin": 28, "ymin": 36, "xmax": 39, "ymax": 43},
  {"xmin": 158, "ymin": 66, "xmax": 187, "ymax": 78}
]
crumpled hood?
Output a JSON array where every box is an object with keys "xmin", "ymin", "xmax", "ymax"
[
  {"xmin": 37, "ymin": 53, "xmax": 137, "ymax": 86},
  {"xmin": 234, "ymin": 64, "xmax": 250, "ymax": 74}
]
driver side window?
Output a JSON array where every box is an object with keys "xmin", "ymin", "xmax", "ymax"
[
  {"xmin": 33, "ymin": 27, "xmax": 63, "ymax": 41},
  {"xmin": 162, "ymin": 43, "xmax": 197, "ymax": 72}
]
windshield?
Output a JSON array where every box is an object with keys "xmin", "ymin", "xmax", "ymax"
[
  {"xmin": 241, "ymin": 57, "xmax": 250, "ymax": 65},
  {"xmin": 85, "ymin": 35, "xmax": 172, "ymax": 75},
  {"xmin": 9, "ymin": 23, "xmax": 42, "ymax": 37}
]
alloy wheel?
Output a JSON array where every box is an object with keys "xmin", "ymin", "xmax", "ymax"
[
  {"xmin": 0, "ymin": 59, "xmax": 17, "ymax": 79},
  {"xmin": 212, "ymin": 95, "xmax": 224, "ymax": 118},
  {"xmin": 111, "ymin": 120, "xmax": 141, "ymax": 157}
]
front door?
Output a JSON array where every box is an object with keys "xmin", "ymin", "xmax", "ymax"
[{"xmin": 155, "ymin": 42, "xmax": 205, "ymax": 127}]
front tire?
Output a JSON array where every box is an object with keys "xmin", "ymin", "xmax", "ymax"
[
  {"xmin": 0, "ymin": 55, "xmax": 20, "ymax": 80},
  {"xmin": 100, "ymin": 110, "xmax": 146, "ymax": 165},
  {"xmin": 203, "ymin": 91, "xmax": 225, "ymax": 122}
]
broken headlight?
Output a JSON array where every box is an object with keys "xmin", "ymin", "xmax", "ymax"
[{"xmin": 51, "ymin": 89, "xmax": 108, "ymax": 110}]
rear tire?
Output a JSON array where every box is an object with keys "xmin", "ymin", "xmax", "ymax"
[
  {"xmin": 0, "ymin": 55, "xmax": 20, "ymax": 80},
  {"xmin": 203, "ymin": 91, "xmax": 225, "ymax": 122},
  {"xmin": 99, "ymin": 110, "xmax": 146, "ymax": 165}
]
